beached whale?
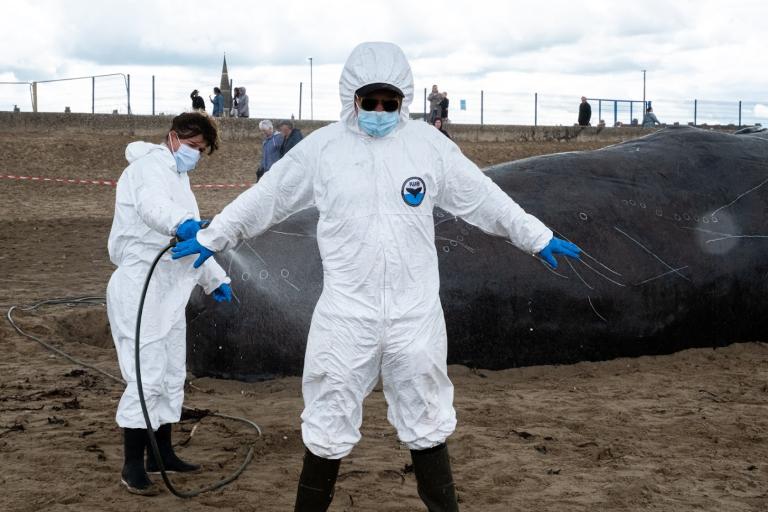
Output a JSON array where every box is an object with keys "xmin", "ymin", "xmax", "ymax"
[{"xmin": 186, "ymin": 126, "xmax": 768, "ymax": 381}]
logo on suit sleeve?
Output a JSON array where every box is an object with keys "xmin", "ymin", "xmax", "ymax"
[{"xmin": 401, "ymin": 177, "xmax": 426, "ymax": 207}]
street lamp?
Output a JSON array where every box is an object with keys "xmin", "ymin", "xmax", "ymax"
[
  {"xmin": 308, "ymin": 57, "xmax": 314, "ymax": 121},
  {"xmin": 642, "ymin": 69, "xmax": 646, "ymax": 111}
]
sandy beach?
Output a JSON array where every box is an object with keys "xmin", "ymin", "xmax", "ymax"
[{"xmin": 1, "ymin": 125, "xmax": 766, "ymax": 511}]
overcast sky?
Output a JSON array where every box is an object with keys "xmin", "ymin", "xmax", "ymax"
[{"xmin": 2, "ymin": 0, "xmax": 767, "ymax": 125}]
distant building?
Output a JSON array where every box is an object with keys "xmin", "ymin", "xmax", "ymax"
[{"xmin": 219, "ymin": 55, "xmax": 232, "ymax": 114}]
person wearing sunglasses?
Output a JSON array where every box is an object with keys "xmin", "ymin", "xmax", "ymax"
[{"xmin": 171, "ymin": 41, "xmax": 581, "ymax": 511}]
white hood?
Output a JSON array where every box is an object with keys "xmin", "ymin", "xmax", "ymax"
[
  {"xmin": 125, "ymin": 141, "xmax": 168, "ymax": 164},
  {"xmin": 338, "ymin": 42, "xmax": 414, "ymax": 130}
]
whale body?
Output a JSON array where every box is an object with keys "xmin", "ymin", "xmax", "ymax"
[{"xmin": 186, "ymin": 126, "xmax": 768, "ymax": 381}]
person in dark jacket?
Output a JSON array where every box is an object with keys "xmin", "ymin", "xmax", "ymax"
[
  {"xmin": 277, "ymin": 120, "xmax": 303, "ymax": 157},
  {"xmin": 191, "ymin": 90, "xmax": 205, "ymax": 111},
  {"xmin": 433, "ymin": 117, "xmax": 451, "ymax": 139},
  {"xmin": 578, "ymin": 96, "xmax": 591, "ymax": 126},
  {"xmin": 439, "ymin": 92, "xmax": 449, "ymax": 121}
]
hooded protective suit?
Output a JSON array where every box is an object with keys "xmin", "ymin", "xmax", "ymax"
[
  {"xmin": 107, "ymin": 141, "xmax": 229, "ymax": 429},
  {"xmin": 195, "ymin": 42, "xmax": 552, "ymax": 458}
]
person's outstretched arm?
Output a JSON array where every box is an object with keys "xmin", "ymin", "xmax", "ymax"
[
  {"xmin": 172, "ymin": 142, "xmax": 316, "ymax": 267},
  {"xmin": 436, "ymin": 139, "xmax": 580, "ymax": 268}
]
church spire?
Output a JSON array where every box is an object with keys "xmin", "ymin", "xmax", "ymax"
[{"xmin": 219, "ymin": 54, "xmax": 232, "ymax": 112}]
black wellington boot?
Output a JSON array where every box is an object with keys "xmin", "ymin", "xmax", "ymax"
[
  {"xmin": 121, "ymin": 428, "xmax": 160, "ymax": 496},
  {"xmin": 294, "ymin": 448, "xmax": 341, "ymax": 512},
  {"xmin": 411, "ymin": 443, "xmax": 459, "ymax": 512},
  {"xmin": 146, "ymin": 423, "xmax": 201, "ymax": 474}
]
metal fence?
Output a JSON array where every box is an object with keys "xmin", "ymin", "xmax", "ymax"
[
  {"xmin": 430, "ymin": 89, "xmax": 767, "ymax": 127},
  {"xmin": 1, "ymin": 74, "xmax": 130, "ymax": 114},
  {"xmin": 2, "ymin": 74, "xmax": 766, "ymax": 128}
]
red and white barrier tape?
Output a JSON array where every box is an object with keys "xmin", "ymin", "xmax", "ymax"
[{"xmin": 0, "ymin": 174, "xmax": 253, "ymax": 189}]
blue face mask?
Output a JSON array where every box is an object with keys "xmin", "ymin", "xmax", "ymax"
[
  {"xmin": 357, "ymin": 110, "xmax": 400, "ymax": 137},
  {"xmin": 171, "ymin": 133, "xmax": 201, "ymax": 172}
]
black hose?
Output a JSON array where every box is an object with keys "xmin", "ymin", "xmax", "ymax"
[
  {"xmin": 5, "ymin": 264, "xmax": 261, "ymax": 497},
  {"xmin": 134, "ymin": 242, "xmax": 255, "ymax": 498},
  {"xmin": 6, "ymin": 297, "xmax": 123, "ymax": 383}
]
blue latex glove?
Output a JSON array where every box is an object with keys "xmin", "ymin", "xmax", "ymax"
[
  {"xmin": 538, "ymin": 236, "xmax": 582, "ymax": 269},
  {"xmin": 212, "ymin": 283, "xmax": 232, "ymax": 303},
  {"xmin": 175, "ymin": 219, "xmax": 206, "ymax": 242},
  {"xmin": 171, "ymin": 236, "xmax": 215, "ymax": 268}
]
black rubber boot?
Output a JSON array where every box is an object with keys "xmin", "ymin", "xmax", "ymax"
[
  {"xmin": 121, "ymin": 428, "xmax": 160, "ymax": 496},
  {"xmin": 411, "ymin": 443, "xmax": 459, "ymax": 512},
  {"xmin": 146, "ymin": 423, "xmax": 201, "ymax": 474},
  {"xmin": 294, "ymin": 448, "xmax": 341, "ymax": 512}
]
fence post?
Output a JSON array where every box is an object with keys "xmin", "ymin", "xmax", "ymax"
[
  {"xmin": 92, "ymin": 76, "xmax": 95, "ymax": 114},
  {"xmin": 423, "ymin": 88, "xmax": 427, "ymax": 121},
  {"xmin": 694, "ymin": 99, "xmax": 697, "ymax": 126},
  {"xmin": 534, "ymin": 92, "xmax": 538, "ymax": 127},
  {"xmin": 127, "ymin": 74, "xmax": 131, "ymax": 115},
  {"xmin": 598, "ymin": 100, "xmax": 602, "ymax": 124},
  {"xmin": 32, "ymin": 81, "xmax": 37, "ymax": 112},
  {"xmin": 738, "ymin": 100, "xmax": 742, "ymax": 127},
  {"xmin": 613, "ymin": 101, "xmax": 618, "ymax": 126},
  {"xmin": 151, "ymin": 75, "xmax": 155, "ymax": 115},
  {"xmin": 481, "ymin": 90, "xmax": 484, "ymax": 126}
]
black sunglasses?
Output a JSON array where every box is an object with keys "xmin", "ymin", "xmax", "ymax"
[{"xmin": 357, "ymin": 96, "xmax": 401, "ymax": 112}]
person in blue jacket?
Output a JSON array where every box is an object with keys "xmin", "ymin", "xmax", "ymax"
[
  {"xmin": 257, "ymin": 119, "xmax": 283, "ymax": 180},
  {"xmin": 209, "ymin": 87, "xmax": 224, "ymax": 117}
]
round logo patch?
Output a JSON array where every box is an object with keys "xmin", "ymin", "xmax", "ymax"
[{"xmin": 401, "ymin": 177, "xmax": 426, "ymax": 207}]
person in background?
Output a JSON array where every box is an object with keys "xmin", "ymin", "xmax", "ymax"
[
  {"xmin": 277, "ymin": 119, "xmax": 304, "ymax": 157},
  {"xmin": 439, "ymin": 91, "xmax": 449, "ymax": 121},
  {"xmin": 190, "ymin": 90, "xmax": 205, "ymax": 111},
  {"xmin": 107, "ymin": 112, "xmax": 232, "ymax": 496},
  {"xmin": 433, "ymin": 117, "xmax": 451, "ymax": 139},
  {"xmin": 257, "ymin": 119, "xmax": 284, "ymax": 180},
  {"xmin": 230, "ymin": 88, "xmax": 240, "ymax": 117},
  {"xmin": 210, "ymin": 87, "xmax": 224, "ymax": 117},
  {"xmin": 233, "ymin": 87, "xmax": 250, "ymax": 118},
  {"xmin": 171, "ymin": 41, "xmax": 581, "ymax": 512},
  {"xmin": 578, "ymin": 96, "xmax": 592, "ymax": 126},
  {"xmin": 642, "ymin": 106, "xmax": 661, "ymax": 127},
  {"xmin": 428, "ymin": 84, "xmax": 442, "ymax": 123}
]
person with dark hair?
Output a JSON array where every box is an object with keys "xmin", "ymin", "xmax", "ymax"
[
  {"xmin": 172, "ymin": 42, "xmax": 580, "ymax": 511},
  {"xmin": 277, "ymin": 119, "xmax": 304, "ymax": 157},
  {"xmin": 439, "ymin": 91, "xmax": 449, "ymax": 121},
  {"xmin": 210, "ymin": 87, "xmax": 224, "ymax": 117},
  {"xmin": 578, "ymin": 96, "xmax": 591, "ymax": 126},
  {"xmin": 642, "ymin": 106, "xmax": 661, "ymax": 127},
  {"xmin": 233, "ymin": 86, "xmax": 249, "ymax": 118},
  {"xmin": 190, "ymin": 89, "xmax": 205, "ymax": 111},
  {"xmin": 433, "ymin": 117, "xmax": 451, "ymax": 139},
  {"xmin": 107, "ymin": 111, "xmax": 231, "ymax": 496}
]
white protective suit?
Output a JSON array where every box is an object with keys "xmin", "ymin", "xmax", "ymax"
[
  {"xmin": 107, "ymin": 141, "xmax": 229, "ymax": 429},
  {"xmin": 196, "ymin": 42, "xmax": 553, "ymax": 458}
]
